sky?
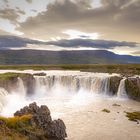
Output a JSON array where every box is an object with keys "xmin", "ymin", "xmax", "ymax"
[{"xmin": 0, "ymin": 0, "xmax": 140, "ymax": 56}]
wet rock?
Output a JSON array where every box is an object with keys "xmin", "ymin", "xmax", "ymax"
[
  {"xmin": 19, "ymin": 73, "xmax": 35, "ymax": 95},
  {"xmin": 109, "ymin": 76, "xmax": 122, "ymax": 95},
  {"xmin": 125, "ymin": 78, "xmax": 140, "ymax": 101},
  {"xmin": 33, "ymin": 73, "xmax": 46, "ymax": 76},
  {"xmin": 112, "ymin": 103, "xmax": 121, "ymax": 107},
  {"xmin": 102, "ymin": 109, "xmax": 110, "ymax": 113},
  {"xmin": 14, "ymin": 102, "xmax": 67, "ymax": 140},
  {"xmin": 0, "ymin": 73, "xmax": 35, "ymax": 95}
]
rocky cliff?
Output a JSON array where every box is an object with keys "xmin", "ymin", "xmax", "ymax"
[{"xmin": 125, "ymin": 78, "xmax": 140, "ymax": 101}]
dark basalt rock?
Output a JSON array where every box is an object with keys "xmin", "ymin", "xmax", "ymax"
[
  {"xmin": 14, "ymin": 102, "xmax": 67, "ymax": 140},
  {"xmin": 0, "ymin": 73, "xmax": 35, "ymax": 95},
  {"xmin": 125, "ymin": 77, "xmax": 140, "ymax": 101},
  {"xmin": 0, "ymin": 75, "xmax": 18, "ymax": 92},
  {"xmin": 109, "ymin": 76, "xmax": 122, "ymax": 95},
  {"xmin": 33, "ymin": 73, "xmax": 46, "ymax": 76},
  {"xmin": 20, "ymin": 73, "xmax": 35, "ymax": 95}
]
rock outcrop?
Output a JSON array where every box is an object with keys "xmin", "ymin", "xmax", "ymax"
[
  {"xmin": 14, "ymin": 102, "xmax": 67, "ymax": 140},
  {"xmin": 109, "ymin": 76, "xmax": 122, "ymax": 95},
  {"xmin": 19, "ymin": 73, "xmax": 35, "ymax": 95},
  {"xmin": 0, "ymin": 102, "xmax": 67, "ymax": 140},
  {"xmin": 0, "ymin": 73, "xmax": 35, "ymax": 94},
  {"xmin": 125, "ymin": 77, "xmax": 140, "ymax": 101}
]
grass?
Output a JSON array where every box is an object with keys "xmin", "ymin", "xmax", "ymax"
[
  {"xmin": 0, "ymin": 115, "xmax": 34, "ymax": 140},
  {"xmin": 0, "ymin": 73, "xmax": 19, "ymax": 80},
  {"xmin": 0, "ymin": 115, "xmax": 48, "ymax": 140},
  {"xmin": 0, "ymin": 72, "xmax": 33, "ymax": 81},
  {"xmin": 0, "ymin": 115, "xmax": 32, "ymax": 131},
  {"xmin": 125, "ymin": 112, "xmax": 140, "ymax": 122},
  {"xmin": 0, "ymin": 64, "xmax": 139, "ymax": 75}
]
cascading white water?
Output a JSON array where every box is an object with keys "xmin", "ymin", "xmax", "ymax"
[
  {"xmin": 33, "ymin": 74, "xmax": 110, "ymax": 95},
  {"xmin": 117, "ymin": 78, "xmax": 127, "ymax": 98},
  {"xmin": 0, "ymin": 88, "xmax": 9, "ymax": 111},
  {"xmin": 0, "ymin": 77, "xmax": 27, "ymax": 117},
  {"xmin": 15, "ymin": 77, "xmax": 26, "ymax": 97},
  {"xmin": 0, "ymin": 71, "xmax": 121, "ymax": 117}
]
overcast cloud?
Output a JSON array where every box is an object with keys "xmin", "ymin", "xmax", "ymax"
[{"xmin": 0, "ymin": 0, "xmax": 140, "ymax": 55}]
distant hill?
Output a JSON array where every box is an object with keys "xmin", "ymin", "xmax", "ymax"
[
  {"xmin": 0, "ymin": 35, "xmax": 139, "ymax": 64},
  {"xmin": 0, "ymin": 49, "xmax": 139, "ymax": 64}
]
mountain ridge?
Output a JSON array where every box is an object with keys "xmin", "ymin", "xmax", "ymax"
[{"xmin": 0, "ymin": 49, "xmax": 139, "ymax": 64}]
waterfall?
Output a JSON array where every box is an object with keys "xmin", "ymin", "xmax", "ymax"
[
  {"xmin": 117, "ymin": 78, "xmax": 127, "ymax": 98},
  {"xmin": 16, "ymin": 77, "xmax": 26, "ymax": 97},
  {"xmin": 0, "ymin": 88, "xmax": 9, "ymax": 111},
  {"xmin": 33, "ymin": 74, "xmax": 110, "ymax": 95}
]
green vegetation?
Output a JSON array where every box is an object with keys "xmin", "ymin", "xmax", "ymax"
[
  {"xmin": 125, "ymin": 112, "xmax": 140, "ymax": 122},
  {"xmin": 0, "ymin": 115, "xmax": 32, "ymax": 140},
  {"xmin": 0, "ymin": 115, "xmax": 32, "ymax": 131},
  {"xmin": 0, "ymin": 64, "xmax": 139, "ymax": 75},
  {"xmin": 0, "ymin": 115, "xmax": 47, "ymax": 140},
  {"xmin": 0, "ymin": 72, "xmax": 32, "ymax": 81},
  {"xmin": 102, "ymin": 109, "xmax": 111, "ymax": 113},
  {"xmin": 0, "ymin": 72, "xmax": 19, "ymax": 81}
]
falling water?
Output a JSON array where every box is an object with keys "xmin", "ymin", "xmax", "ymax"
[
  {"xmin": 0, "ymin": 71, "xmax": 122, "ymax": 117},
  {"xmin": 117, "ymin": 78, "xmax": 127, "ymax": 98},
  {"xmin": 33, "ymin": 74, "xmax": 110, "ymax": 95},
  {"xmin": 16, "ymin": 77, "xmax": 26, "ymax": 97},
  {"xmin": 0, "ymin": 88, "xmax": 9, "ymax": 111}
]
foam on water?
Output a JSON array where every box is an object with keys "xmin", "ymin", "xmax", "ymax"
[{"xmin": 0, "ymin": 70, "xmax": 124, "ymax": 118}]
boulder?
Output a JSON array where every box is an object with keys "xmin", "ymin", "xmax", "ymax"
[{"xmin": 14, "ymin": 102, "xmax": 67, "ymax": 140}]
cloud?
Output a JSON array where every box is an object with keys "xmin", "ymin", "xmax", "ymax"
[
  {"xmin": 26, "ymin": 0, "xmax": 32, "ymax": 4},
  {"xmin": 46, "ymin": 38, "xmax": 137, "ymax": 49},
  {"xmin": 131, "ymin": 51, "xmax": 140, "ymax": 56},
  {"xmin": 0, "ymin": 8, "xmax": 19, "ymax": 24},
  {"xmin": 0, "ymin": 7, "xmax": 25, "ymax": 25},
  {"xmin": 0, "ymin": 35, "xmax": 137, "ymax": 51},
  {"xmin": 17, "ymin": 0, "xmax": 140, "ymax": 42},
  {"xmin": 0, "ymin": 29, "xmax": 12, "ymax": 35}
]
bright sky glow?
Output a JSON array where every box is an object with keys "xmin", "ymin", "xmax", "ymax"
[{"xmin": 63, "ymin": 30, "xmax": 99, "ymax": 39}]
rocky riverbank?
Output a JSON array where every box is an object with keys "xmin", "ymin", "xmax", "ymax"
[{"xmin": 0, "ymin": 102, "xmax": 67, "ymax": 140}]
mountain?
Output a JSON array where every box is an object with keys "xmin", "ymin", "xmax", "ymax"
[
  {"xmin": 0, "ymin": 35, "xmax": 42, "ymax": 49},
  {"xmin": 0, "ymin": 35, "xmax": 139, "ymax": 64},
  {"xmin": 0, "ymin": 49, "xmax": 139, "ymax": 64}
]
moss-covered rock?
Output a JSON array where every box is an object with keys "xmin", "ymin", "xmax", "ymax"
[
  {"xmin": 0, "ymin": 102, "xmax": 67, "ymax": 140},
  {"xmin": 102, "ymin": 109, "xmax": 110, "ymax": 113},
  {"xmin": 0, "ymin": 73, "xmax": 19, "ymax": 92},
  {"xmin": 109, "ymin": 76, "xmax": 122, "ymax": 95},
  {"xmin": 125, "ymin": 111, "xmax": 140, "ymax": 123},
  {"xmin": 125, "ymin": 78, "xmax": 140, "ymax": 101},
  {"xmin": 0, "ymin": 73, "xmax": 35, "ymax": 95}
]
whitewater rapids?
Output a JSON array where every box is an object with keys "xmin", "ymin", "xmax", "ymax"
[{"xmin": 0, "ymin": 70, "xmax": 140, "ymax": 140}]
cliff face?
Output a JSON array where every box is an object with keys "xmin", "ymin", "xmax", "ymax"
[
  {"xmin": 0, "ymin": 73, "xmax": 18, "ymax": 92},
  {"xmin": 0, "ymin": 73, "xmax": 35, "ymax": 95},
  {"xmin": 125, "ymin": 78, "xmax": 140, "ymax": 101},
  {"xmin": 109, "ymin": 76, "xmax": 122, "ymax": 95}
]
